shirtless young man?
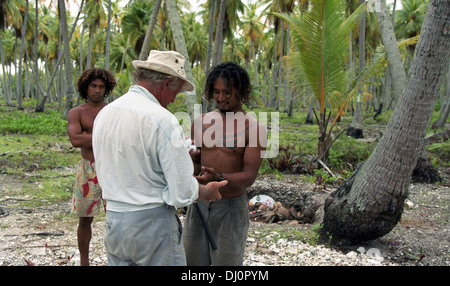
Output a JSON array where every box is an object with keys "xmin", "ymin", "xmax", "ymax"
[
  {"xmin": 67, "ymin": 68, "xmax": 116, "ymax": 266},
  {"xmin": 183, "ymin": 62, "xmax": 267, "ymax": 266}
]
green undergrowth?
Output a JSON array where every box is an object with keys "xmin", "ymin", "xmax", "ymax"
[{"xmin": 1, "ymin": 98, "xmax": 448, "ymax": 209}]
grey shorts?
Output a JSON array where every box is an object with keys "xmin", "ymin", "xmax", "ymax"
[
  {"xmin": 104, "ymin": 205, "xmax": 186, "ymax": 266},
  {"xmin": 183, "ymin": 194, "xmax": 249, "ymax": 266}
]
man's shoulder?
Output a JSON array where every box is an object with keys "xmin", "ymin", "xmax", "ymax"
[
  {"xmin": 67, "ymin": 103, "xmax": 87, "ymax": 118},
  {"xmin": 70, "ymin": 103, "xmax": 87, "ymax": 111}
]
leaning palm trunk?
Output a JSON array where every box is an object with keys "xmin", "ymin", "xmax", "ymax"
[
  {"xmin": 376, "ymin": 0, "xmax": 406, "ymax": 103},
  {"xmin": 321, "ymin": 0, "xmax": 450, "ymax": 245},
  {"xmin": 166, "ymin": 0, "xmax": 198, "ymax": 118},
  {"xmin": 139, "ymin": 0, "xmax": 162, "ymax": 60},
  {"xmin": 36, "ymin": 0, "xmax": 84, "ymax": 113},
  {"xmin": 377, "ymin": 0, "xmax": 440, "ymax": 183}
]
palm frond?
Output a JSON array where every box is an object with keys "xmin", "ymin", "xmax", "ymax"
[{"xmin": 273, "ymin": 0, "xmax": 364, "ymax": 115}]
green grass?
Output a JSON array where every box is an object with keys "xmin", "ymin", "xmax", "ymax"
[
  {"xmin": 0, "ymin": 100, "xmax": 78, "ymax": 208},
  {"xmin": 0, "ymin": 135, "xmax": 79, "ymax": 173},
  {"xmin": 0, "ymin": 109, "xmax": 67, "ymax": 135}
]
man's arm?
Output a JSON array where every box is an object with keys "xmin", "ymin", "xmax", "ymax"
[
  {"xmin": 67, "ymin": 109, "xmax": 93, "ymax": 149},
  {"xmin": 216, "ymin": 146, "xmax": 263, "ymax": 189}
]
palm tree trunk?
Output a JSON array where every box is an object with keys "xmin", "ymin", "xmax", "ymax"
[
  {"xmin": 86, "ymin": 27, "xmax": 94, "ymax": 69},
  {"xmin": 34, "ymin": 0, "xmax": 40, "ymax": 102},
  {"xmin": 321, "ymin": 0, "xmax": 450, "ymax": 245},
  {"xmin": 376, "ymin": 0, "xmax": 397, "ymax": 115},
  {"xmin": 17, "ymin": 0, "xmax": 29, "ymax": 110},
  {"xmin": 377, "ymin": 0, "xmax": 406, "ymax": 101},
  {"xmin": 346, "ymin": 0, "xmax": 365, "ymax": 138},
  {"xmin": 0, "ymin": 31, "xmax": 14, "ymax": 106},
  {"xmin": 36, "ymin": 0, "xmax": 83, "ymax": 112},
  {"xmin": 270, "ymin": 30, "xmax": 278, "ymax": 108},
  {"xmin": 212, "ymin": 0, "xmax": 226, "ymax": 67},
  {"xmin": 79, "ymin": 1, "xmax": 87, "ymax": 77},
  {"xmin": 166, "ymin": 0, "xmax": 197, "ymax": 118},
  {"xmin": 59, "ymin": 0, "xmax": 75, "ymax": 118},
  {"xmin": 139, "ymin": 0, "xmax": 162, "ymax": 60},
  {"xmin": 276, "ymin": 22, "xmax": 284, "ymax": 112},
  {"xmin": 104, "ymin": 0, "xmax": 112, "ymax": 69},
  {"xmin": 202, "ymin": 0, "xmax": 217, "ymax": 113},
  {"xmin": 285, "ymin": 24, "xmax": 293, "ymax": 116},
  {"xmin": 205, "ymin": 0, "xmax": 216, "ymax": 73}
]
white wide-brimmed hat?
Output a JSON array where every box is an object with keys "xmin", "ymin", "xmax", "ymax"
[{"xmin": 132, "ymin": 50, "xmax": 194, "ymax": 92}]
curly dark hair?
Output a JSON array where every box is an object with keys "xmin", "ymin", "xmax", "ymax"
[
  {"xmin": 76, "ymin": 68, "xmax": 117, "ymax": 101},
  {"xmin": 204, "ymin": 62, "xmax": 251, "ymax": 105}
]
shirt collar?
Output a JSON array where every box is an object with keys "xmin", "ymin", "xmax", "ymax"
[{"xmin": 129, "ymin": 85, "xmax": 161, "ymax": 106}]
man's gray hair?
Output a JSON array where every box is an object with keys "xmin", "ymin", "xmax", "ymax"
[{"xmin": 133, "ymin": 68, "xmax": 181, "ymax": 91}]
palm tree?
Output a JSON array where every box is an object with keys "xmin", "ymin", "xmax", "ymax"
[
  {"xmin": 264, "ymin": 0, "xmax": 296, "ymax": 111},
  {"xmin": 17, "ymin": 0, "xmax": 29, "ymax": 110},
  {"xmin": 376, "ymin": 0, "xmax": 406, "ymax": 113},
  {"xmin": 139, "ymin": 0, "xmax": 162, "ymax": 60},
  {"xmin": 321, "ymin": 0, "xmax": 450, "ymax": 245},
  {"xmin": 346, "ymin": 0, "xmax": 366, "ymax": 139},
  {"xmin": 0, "ymin": 0, "xmax": 17, "ymax": 106},
  {"xmin": 58, "ymin": 0, "xmax": 75, "ymax": 117},
  {"xmin": 33, "ymin": 0, "xmax": 40, "ymax": 102},
  {"xmin": 222, "ymin": 34, "xmax": 246, "ymax": 65},
  {"xmin": 104, "ymin": 0, "xmax": 112, "ymax": 69},
  {"xmin": 274, "ymin": 0, "xmax": 370, "ymax": 164},
  {"xmin": 183, "ymin": 11, "xmax": 208, "ymax": 71},
  {"xmin": 395, "ymin": 0, "xmax": 429, "ymax": 41},
  {"xmin": 85, "ymin": 0, "xmax": 105, "ymax": 69},
  {"xmin": 36, "ymin": 0, "xmax": 84, "ymax": 112},
  {"xmin": 241, "ymin": 2, "xmax": 264, "ymax": 93},
  {"xmin": 0, "ymin": 30, "xmax": 15, "ymax": 106},
  {"xmin": 121, "ymin": 1, "xmax": 153, "ymax": 61},
  {"xmin": 394, "ymin": 0, "xmax": 429, "ymax": 66},
  {"xmin": 211, "ymin": 0, "xmax": 226, "ymax": 67},
  {"xmin": 166, "ymin": 0, "xmax": 198, "ymax": 118},
  {"xmin": 204, "ymin": 0, "xmax": 216, "ymax": 73}
]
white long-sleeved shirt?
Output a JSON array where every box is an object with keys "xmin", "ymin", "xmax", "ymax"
[{"xmin": 92, "ymin": 85, "xmax": 198, "ymax": 212}]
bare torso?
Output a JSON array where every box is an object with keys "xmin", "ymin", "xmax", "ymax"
[
  {"xmin": 196, "ymin": 110, "xmax": 263, "ymax": 198},
  {"xmin": 67, "ymin": 102, "xmax": 107, "ymax": 162}
]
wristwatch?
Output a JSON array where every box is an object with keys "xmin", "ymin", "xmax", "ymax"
[{"xmin": 216, "ymin": 172, "xmax": 224, "ymax": 182}]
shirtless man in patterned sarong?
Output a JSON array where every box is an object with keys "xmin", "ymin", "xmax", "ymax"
[{"xmin": 67, "ymin": 68, "xmax": 116, "ymax": 266}]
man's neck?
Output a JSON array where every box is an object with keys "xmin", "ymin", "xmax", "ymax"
[
  {"xmin": 86, "ymin": 99, "xmax": 105, "ymax": 108},
  {"xmin": 216, "ymin": 108, "xmax": 245, "ymax": 115}
]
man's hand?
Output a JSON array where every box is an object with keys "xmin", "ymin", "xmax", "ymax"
[
  {"xmin": 195, "ymin": 166, "xmax": 218, "ymax": 184},
  {"xmin": 197, "ymin": 180, "xmax": 226, "ymax": 202}
]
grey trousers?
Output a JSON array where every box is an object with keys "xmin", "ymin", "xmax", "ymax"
[
  {"xmin": 104, "ymin": 205, "xmax": 186, "ymax": 266},
  {"xmin": 183, "ymin": 194, "xmax": 249, "ymax": 266}
]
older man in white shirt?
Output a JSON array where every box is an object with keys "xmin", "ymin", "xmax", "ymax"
[{"xmin": 92, "ymin": 50, "xmax": 225, "ymax": 266}]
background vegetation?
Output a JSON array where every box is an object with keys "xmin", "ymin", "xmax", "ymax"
[{"xmin": 0, "ymin": 0, "xmax": 449, "ymax": 206}]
